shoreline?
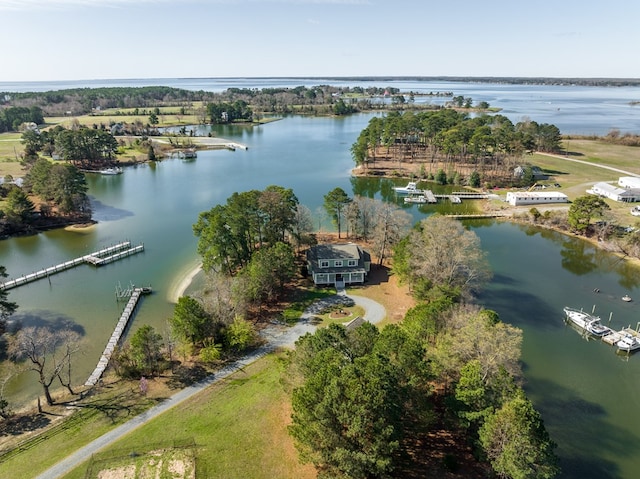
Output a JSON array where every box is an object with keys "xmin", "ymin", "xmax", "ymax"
[{"xmin": 167, "ymin": 260, "xmax": 203, "ymax": 303}]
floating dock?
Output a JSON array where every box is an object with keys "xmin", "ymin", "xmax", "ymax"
[
  {"xmin": 434, "ymin": 192, "xmax": 489, "ymax": 202},
  {"xmin": 85, "ymin": 286, "xmax": 152, "ymax": 386},
  {"xmin": 404, "ymin": 190, "xmax": 489, "ymax": 205},
  {"xmin": 0, "ymin": 241, "xmax": 144, "ymax": 290},
  {"xmin": 445, "ymin": 213, "xmax": 508, "ymax": 219},
  {"xmin": 404, "ymin": 190, "xmax": 437, "ymax": 204},
  {"xmin": 602, "ymin": 331, "xmax": 623, "ymax": 346}
]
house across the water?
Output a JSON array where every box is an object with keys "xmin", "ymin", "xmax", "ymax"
[{"xmin": 306, "ymin": 243, "xmax": 371, "ymax": 286}]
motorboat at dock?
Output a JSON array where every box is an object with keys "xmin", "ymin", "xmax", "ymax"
[
  {"xmin": 393, "ymin": 181, "xmax": 423, "ymax": 195},
  {"xmin": 563, "ymin": 306, "xmax": 613, "ymax": 337},
  {"xmin": 615, "ymin": 329, "xmax": 640, "ymax": 352},
  {"xmin": 404, "ymin": 190, "xmax": 438, "ymax": 204}
]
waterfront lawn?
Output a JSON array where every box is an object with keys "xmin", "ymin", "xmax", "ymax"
[
  {"xmin": 61, "ymin": 354, "xmax": 316, "ymax": 479},
  {"xmin": 0, "ymin": 379, "xmax": 169, "ymax": 478}
]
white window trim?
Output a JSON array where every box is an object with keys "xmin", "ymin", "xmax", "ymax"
[
  {"xmin": 334, "ymin": 260, "xmax": 343, "ymax": 267},
  {"xmin": 347, "ymin": 259, "xmax": 357, "ymax": 267},
  {"xmin": 319, "ymin": 260, "xmax": 329, "ymax": 268}
]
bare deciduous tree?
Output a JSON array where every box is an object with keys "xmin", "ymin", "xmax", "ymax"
[
  {"xmin": 371, "ymin": 201, "xmax": 412, "ymax": 266},
  {"xmin": 397, "ymin": 215, "xmax": 492, "ymax": 300},
  {"xmin": 8, "ymin": 327, "xmax": 80, "ymax": 406}
]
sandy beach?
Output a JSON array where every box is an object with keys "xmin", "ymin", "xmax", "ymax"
[{"xmin": 167, "ymin": 260, "xmax": 203, "ymax": 303}]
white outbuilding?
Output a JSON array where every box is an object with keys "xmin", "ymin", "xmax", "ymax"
[
  {"xmin": 506, "ymin": 191, "xmax": 569, "ymax": 206},
  {"xmin": 618, "ymin": 177, "xmax": 640, "ymax": 190},
  {"xmin": 587, "ymin": 182, "xmax": 640, "ymax": 202}
]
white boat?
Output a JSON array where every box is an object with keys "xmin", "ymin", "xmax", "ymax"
[
  {"xmin": 99, "ymin": 167, "xmax": 123, "ymax": 175},
  {"xmin": 616, "ymin": 332, "xmax": 640, "ymax": 352},
  {"xmin": 622, "ymin": 295, "xmax": 632, "ymax": 302},
  {"xmin": 563, "ymin": 306, "xmax": 613, "ymax": 337},
  {"xmin": 404, "ymin": 194, "xmax": 427, "ymax": 204},
  {"xmin": 393, "ymin": 181, "xmax": 422, "ymax": 194}
]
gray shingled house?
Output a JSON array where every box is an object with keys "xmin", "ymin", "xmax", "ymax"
[{"xmin": 306, "ymin": 243, "xmax": 371, "ymax": 286}]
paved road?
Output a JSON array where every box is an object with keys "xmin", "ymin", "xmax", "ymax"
[{"xmin": 35, "ymin": 293, "xmax": 385, "ymax": 479}]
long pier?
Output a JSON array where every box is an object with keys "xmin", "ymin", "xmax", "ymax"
[
  {"xmin": 445, "ymin": 213, "xmax": 509, "ymax": 219},
  {"xmin": 0, "ymin": 241, "xmax": 145, "ymax": 290},
  {"xmin": 85, "ymin": 287, "xmax": 152, "ymax": 386}
]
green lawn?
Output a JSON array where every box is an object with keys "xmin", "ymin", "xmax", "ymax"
[
  {"xmin": 0, "ymin": 382, "xmax": 165, "ymax": 478},
  {"xmin": 60, "ymin": 354, "xmax": 315, "ymax": 479}
]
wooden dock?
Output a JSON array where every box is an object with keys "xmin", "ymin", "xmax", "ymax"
[
  {"xmin": 84, "ymin": 244, "xmax": 145, "ymax": 266},
  {"xmin": 445, "ymin": 213, "xmax": 509, "ymax": 219},
  {"xmin": 602, "ymin": 331, "xmax": 623, "ymax": 346},
  {"xmin": 85, "ymin": 286, "xmax": 152, "ymax": 387},
  {"xmin": 434, "ymin": 192, "xmax": 489, "ymax": 202},
  {"xmin": 0, "ymin": 241, "xmax": 145, "ymax": 290}
]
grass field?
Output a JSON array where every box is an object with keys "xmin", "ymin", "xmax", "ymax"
[
  {"xmin": 526, "ymin": 143, "xmax": 640, "ymax": 226},
  {"xmin": 60, "ymin": 354, "xmax": 316, "ymax": 479},
  {"xmin": 0, "ymin": 380, "xmax": 170, "ymax": 478}
]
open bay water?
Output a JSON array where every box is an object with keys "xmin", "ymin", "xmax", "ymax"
[
  {"xmin": 2, "ymin": 77, "xmax": 640, "ymax": 135},
  {"xmin": 1, "ymin": 78, "xmax": 640, "ymax": 477}
]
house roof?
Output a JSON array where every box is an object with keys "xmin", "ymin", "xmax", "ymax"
[
  {"xmin": 619, "ymin": 177, "xmax": 640, "ymax": 189},
  {"xmin": 507, "ymin": 191, "xmax": 567, "ymax": 199},
  {"xmin": 307, "ymin": 243, "xmax": 369, "ymax": 261},
  {"xmin": 592, "ymin": 182, "xmax": 633, "ymax": 196}
]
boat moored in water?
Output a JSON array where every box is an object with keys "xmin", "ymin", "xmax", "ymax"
[
  {"xmin": 617, "ymin": 332, "xmax": 640, "ymax": 352},
  {"xmin": 563, "ymin": 306, "xmax": 613, "ymax": 337},
  {"xmin": 404, "ymin": 194, "xmax": 427, "ymax": 204},
  {"xmin": 98, "ymin": 167, "xmax": 123, "ymax": 175},
  {"xmin": 393, "ymin": 181, "xmax": 422, "ymax": 194}
]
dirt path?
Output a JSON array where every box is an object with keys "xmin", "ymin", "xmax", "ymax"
[
  {"xmin": 35, "ymin": 293, "xmax": 386, "ymax": 479},
  {"xmin": 537, "ymin": 152, "xmax": 640, "ymax": 177}
]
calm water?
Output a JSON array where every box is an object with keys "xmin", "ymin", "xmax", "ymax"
[
  {"xmin": 1, "ymin": 79, "xmax": 640, "ymax": 476},
  {"xmin": 2, "ymin": 77, "xmax": 640, "ymax": 135}
]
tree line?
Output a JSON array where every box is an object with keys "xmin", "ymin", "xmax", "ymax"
[
  {"xmin": 0, "ymin": 158, "xmax": 90, "ymax": 237},
  {"xmin": 351, "ymin": 109, "xmax": 562, "ymax": 186},
  {"xmin": 0, "ymin": 106, "xmax": 44, "ymax": 133},
  {"xmin": 22, "ymin": 124, "xmax": 119, "ymax": 169},
  {"xmin": 0, "ymin": 86, "xmax": 206, "ymax": 117},
  {"xmin": 2, "ymin": 84, "xmax": 443, "ymax": 122}
]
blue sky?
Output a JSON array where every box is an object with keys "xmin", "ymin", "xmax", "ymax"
[{"xmin": 0, "ymin": 0, "xmax": 638, "ymax": 82}]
